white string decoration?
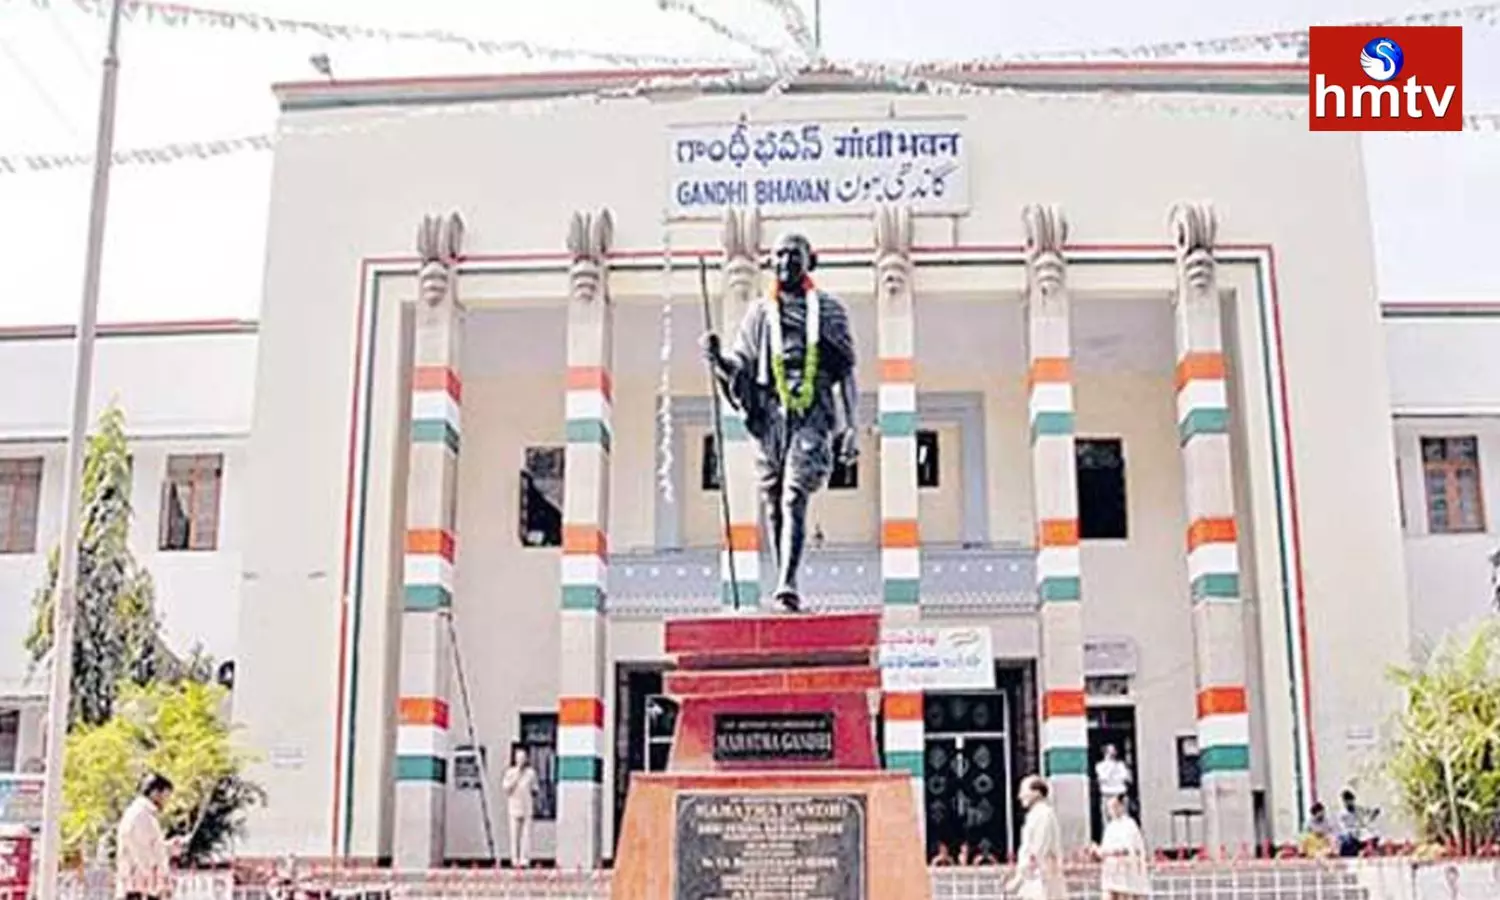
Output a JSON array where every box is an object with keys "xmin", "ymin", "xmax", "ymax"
[
  {"xmin": 754, "ymin": 0, "xmax": 816, "ymax": 57},
  {"xmin": 656, "ymin": 228, "xmax": 676, "ymax": 504},
  {"xmin": 656, "ymin": 0, "xmax": 791, "ymax": 62}
]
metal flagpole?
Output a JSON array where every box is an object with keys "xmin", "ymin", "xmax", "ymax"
[
  {"xmin": 698, "ymin": 257, "xmax": 741, "ymax": 611},
  {"xmin": 35, "ymin": 0, "xmax": 127, "ymax": 897}
]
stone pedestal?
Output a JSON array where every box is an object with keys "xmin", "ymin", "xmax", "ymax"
[{"xmin": 612, "ymin": 613, "xmax": 928, "ymax": 900}]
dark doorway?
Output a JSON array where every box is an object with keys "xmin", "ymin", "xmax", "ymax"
[
  {"xmin": 612, "ymin": 663, "xmax": 671, "ymax": 857},
  {"xmin": 1086, "ymin": 705, "xmax": 1139, "ymax": 841}
]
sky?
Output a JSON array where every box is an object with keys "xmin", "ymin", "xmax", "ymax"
[{"xmin": 0, "ymin": 0, "xmax": 1496, "ymax": 327}]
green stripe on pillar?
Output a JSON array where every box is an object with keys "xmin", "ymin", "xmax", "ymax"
[
  {"xmin": 395, "ymin": 755, "xmax": 447, "ymax": 783},
  {"xmin": 565, "ymin": 418, "xmax": 613, "ymax": 453},
  {"xmin": 561, "ymin": 584, "xmax": 604, "ymax": 612},
  {"xmin": 879, "ymin": 411, "xmax": 918, "ymax": 437},
  {"xmin": 556, "ymin": 755, "xmax": 603, "ymax": 782},
  {"xmin": 1178, "ymin": 408, "xmax": 1229, "ymax": 445},
  {"xmin": 722, "ymin": 415, "xmax": 749, "ymax": 442},
  {"xmin": 884, "ymin": 750, "xmax": 924, "ymax": 777},
  {"xmin": 1042, "ymin": 747, "xmax": 1089, "ymax": 776},
  {"xmin": 1190, "ymin": 573, "xmax": 1240, "ymax": 600},
  {"xmin": 720, "ymin": 580, "xmax": 761, "ymax": 607},
  {"xmin": 1030, "ymin": 411, "xmax": 1075, "ymax": 443},
  {"xmin": 883, "ymin": 578, "xmax": 920, "ymax": 605},
  {"xmin": 411, "ymin": 420, "xmax": 460, "ymax": 454},
  {"xmin": 1038, "ymin": 577, "xmax": 1081, "ymax": 602},
  {"xmin": 1199, "ymin": 744, "xmax": 1251, "ymax": 774},
  {"xmin": 404, "ymin": 584, "xmax": 452, "ymax": 611}
]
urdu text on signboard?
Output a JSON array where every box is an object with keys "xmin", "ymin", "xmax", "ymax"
[{"xmin": 668, "ymin": 117, "xmax": 969, "ymax": 219}]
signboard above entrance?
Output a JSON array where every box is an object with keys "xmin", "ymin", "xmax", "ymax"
[
  {"xmin": 668, "ymin": 117, "xmax": 969, "ymax": 219},
  {"xmin": 879, "ymin": 626, "xmax": 995, "ymax": 691}
]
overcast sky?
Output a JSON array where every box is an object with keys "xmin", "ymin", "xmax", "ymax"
[{"xmin": 0, "ymin": 0, "xmax": 1496, "ymax": 327}]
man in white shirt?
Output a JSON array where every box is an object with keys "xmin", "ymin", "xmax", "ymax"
[
  {"xmin": 501, "ymin": 746, "xmax": 539, "ymax": 869},
  {"xmin": 1006, "ymin": 775, "xmax": 1068, "ymax": 900},
  {"xmin": 116, "ymin": 774, "xmax": 177, "ymax": 900},
  {"xmin": 1094, "ymin": 745, "xmax": 1132, "ymax": 823}
]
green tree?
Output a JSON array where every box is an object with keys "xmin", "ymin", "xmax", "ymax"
[
  {"xmin": 61, "ymin": 680, "xmax": 263, "ymax": 865},
  {"xmin": 26, "ymin": 402, "xmax": 160, "ymax": 727},
  {"xmin": 1385, "ymin": 618, "xmax": 1500, "ymax": 848}
]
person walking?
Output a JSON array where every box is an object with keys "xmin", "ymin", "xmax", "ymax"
[
  {"xmin": 501, "ymin": 746, "xmax": 539, "ymax": 869},
  {"xmin": 1005, "ymin": 775, "xmax": 1068, "ymax": 900},
  {"xmin": 1095, "ymin": 795, "xmax": 1149, "ymax": 899},
  {"xmin": 115, "ymin": 774, "xmax": 177, "ymax": 900}
]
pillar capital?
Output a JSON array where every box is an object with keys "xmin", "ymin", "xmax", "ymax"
[
  {"xmin": 1169, "ymin": 201, "xmax": 1218, "ymax": 295},
  {"xmin": 720, "ymin": 206, "xmax": 762, "ymax": 299},
  {"xmin": 416, "ymin": 212, "xmax": 464, "ymax": 308},
  {"xmin": 873, "ymin": 203, "xmax": 914, "ymax": 300},
  {"xmin": 566, "ymin": 208, "xmax": 614, "ymax": 304},
  {"xmin": 1022, "ymin": 203, "xmax": 1068, "ymax": 300}
]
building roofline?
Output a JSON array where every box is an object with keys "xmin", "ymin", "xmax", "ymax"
[
  {"xmin": 274, "ymin": 61, "xmax": 1309, "ymax": 112},
  {"xmin": 0, "ymin": 318, "xmax": 259, "ymax": 342}
]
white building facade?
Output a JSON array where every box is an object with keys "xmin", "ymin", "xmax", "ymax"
[
  {"xmin": 0, "ymin": 321, "xmax": 256, "ymax": 775},
  {"xmin": 0, "ymin": 63, "xmax": 1496, "ymax": 869}
]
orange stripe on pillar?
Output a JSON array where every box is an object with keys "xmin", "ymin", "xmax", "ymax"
[
  {"xmin": 1037, "ymin": 519, "xmax": 1079, "ymax": 548},
  {"xmin": 1042, "ymin": 689, "xmax": 1086, "ymax": 719},
  {"xmin": 1173, "ymin": 352, "xmax": 1226, "ymax": 391},
  {"xmin": 882, "ymin": 519, "xmax": 920, "ymax": 548},
  {"xmin": 559, "ymin": 696, "xmax": 605, "ymax": 727},
  {"xmin": 1027, "ymin": 357, "xmax": 1072, "ymax": 388},
  {"xmin": 879, "ymin": 357, "xmax": 916, "ymax": 382},
  {"xmin": 563, "ymin": 525, "xmax": 609, "ymax": 556},
  {"xmin": 405, "ymin": 529, "xmax": 456, "ymax": 561},
  {"xmin": 398, "ymin": 697, "xmax": 451, "ymax": 728},
  {"xmin": 883, "ymin": 692, "xmax": 923, "ymax": 721},
  {"xmin": 1197, "ymin": 686, "xmax": 1248, "ymax": 717},
  {"xmin": 412, "ymin": 365, "xmax": 463, "ymax": 402},
  {"xmin": 566, "ymin": 365, "xmax": 614, "ymax": 402},
  {"xmin": 1187, "ymin": 517, "xmax": 1238, "ymax": 550},
  {"xmin": 727, "ymin": 524, "xmax": 759, "ymax": 551}
]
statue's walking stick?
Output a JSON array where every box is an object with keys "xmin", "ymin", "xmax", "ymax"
[{"xmin": 699, "ymin": 256, "xmax": 742, "ymax": 612}]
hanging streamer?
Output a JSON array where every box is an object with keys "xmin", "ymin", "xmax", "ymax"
[
  {"xmin": 754, "ymin": 0, "xmax": 816, "ymax": 57},
  {"xmin": 6, "ymin": 61, "xmax": 1500, "ymax": 177},
  {"xmin": 656, "ymin": 0, "xmax": 791, "ymax": 61},
  {"xmin": 4, "ymin": 0, "xmax": 747, "ymax": 67},
  {"xmin": 657, "ymin": 228, "xmax": 676, "ymax": 504}
]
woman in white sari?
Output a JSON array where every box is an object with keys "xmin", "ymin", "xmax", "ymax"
[{"xmin": 1095, "ymin": 795, "xmax": 1149, "ymax": 899}]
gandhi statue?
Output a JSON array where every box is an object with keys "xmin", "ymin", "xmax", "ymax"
[{"xmin": 701, "ymin": 233, "xmax": 860, "ymax": 613}]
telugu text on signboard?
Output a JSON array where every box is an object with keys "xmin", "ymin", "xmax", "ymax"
[
  {"xmin": 668, "ymin": 117, "xmax": 969, "ymax": 219},
  {"xmin": 879, "ymin": 627, "xmax": 995, "ymax": 691}
]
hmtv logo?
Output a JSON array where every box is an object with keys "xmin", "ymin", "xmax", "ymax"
[{"xmin": 1309, "ymin": 26, "xmax": 1464, "ymax": 131}]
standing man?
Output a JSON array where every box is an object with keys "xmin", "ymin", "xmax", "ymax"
[
  {"xmin": 116, "ymin": 774, "xmax": 176, "ymax": 900},
  {"xmin": 1094, "ymin": 744, "xmax": 1133, "ymax": 824},
  {"xmin": 701, "ymin": 232, "xmax": 859, "ymax": 612},
  {"xmin": 1006, "ymin": 775, "xmax": 1068, "ymax": 900},
  {"xmin": 501, "ymin": 746, "xmax": 539, "ymax": 869}
]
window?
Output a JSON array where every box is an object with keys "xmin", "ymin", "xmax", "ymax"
[
  {"xmin": 701, "ymin": 434, "xmax": 722, "ymax": 491},
  {"xmin": 159, "ymin": 454, "xmax": 224, "ymax": 551},
  {"xmin": 645, "ymin": 694, "xmax": 678, "ymax": 773},
  {"xmin": 517, "ymin": 713, "xmax": 558, "ymax": 821},
  {"xmin": 1076, "ymin": 438, "xmax": 1127, "ymax": 540},
  {"xmin": 916, "ymin": 430, "xmax": 940, "ymax": 489},
  {"xmin": 0, "ymin": 458, "xmax": 42, "ymax": 555},
  {"xmin": 519, "ymin": 447, "xmax": 565, "ymax": 548},
  {"xmin": 0, "ymin": 710, "xmax": 17, "ymax": 772},
  {"xmin": 1176, "ymin": 734, "xmax": 1201, "ymax": 790},
  {"xmin": 1422, "ymin": 436, "xmax": 1485, "ymax": 533}
]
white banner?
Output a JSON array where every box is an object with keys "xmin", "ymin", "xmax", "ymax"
[
  {"xmin": 668, "ymin": 117, "xmax": 970, "ymax": 219},
  {"xmin": 0, "ymin": 775, "xmax": 41, "ymax": 828},
  {"xmin": 879, "ymin": 626, "xmax": 995, "ymax": 691}
]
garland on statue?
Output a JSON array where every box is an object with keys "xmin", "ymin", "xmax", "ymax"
[{"xmin": 766, "ymin": 277, "xmax": 820, "ymax": 415}]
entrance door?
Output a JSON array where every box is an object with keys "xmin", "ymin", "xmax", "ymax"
[
  {"xmin": 924, "ymin": 692, "xmax": 1013, "ymax": 861},
  {"xmin": 613, "ymin": 664, "xmax": 668, "ymax": 853},
  {"xmin": 1086, "ymin": 705, "xmax": 1139, "ymax": 841}
]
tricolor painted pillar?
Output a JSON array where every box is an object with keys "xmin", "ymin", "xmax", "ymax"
[
  {"xmin": 1169, "ymin": 202, "xmax": 1254, "ymax": 850},
  {"xmin": 881, "ymin": 691, "xmax": 925, "ymax": 838},
  {"xmin": 1022, "ymin": 204, "xmax": 1089, "ymax": 848},
  {"xmin": 874, "ymin": 205, "xmax": 921, "ymax": 616},
  {"xmin": 394, "ymin": 212, "xmax": 466, "ymax": 868},
  {"xmin": 556, "ymin": 209, "xmax": 614, "ymax": 869},
  {"xmin": 718, "ymin": 208, "xmax": 762, "ymax": 610}
]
